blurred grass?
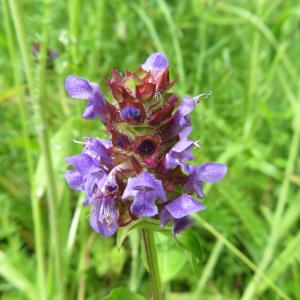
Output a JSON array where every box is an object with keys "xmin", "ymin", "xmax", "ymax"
[{"xmin": 0, "ymin": 0, "xmax": 299, "ymax": 299}]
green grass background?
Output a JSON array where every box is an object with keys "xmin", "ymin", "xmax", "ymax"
[{"xmin": 0, "ymin": 0, "xmax": 300, "ymax": 299}]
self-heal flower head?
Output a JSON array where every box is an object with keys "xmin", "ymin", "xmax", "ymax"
[{"xmin": 65, "ymin": 52, "xmax": 227, "ymax": 237}]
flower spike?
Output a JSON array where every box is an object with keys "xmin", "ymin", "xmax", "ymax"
[{"xmin": 65, "ymin": 53, "xmax": 227, "ymax": 236}]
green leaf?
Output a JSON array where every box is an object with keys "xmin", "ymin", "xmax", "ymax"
[
  {"xmin": 101, "ymin": 287, "xmax": 145, "ymax": 300},
  {"xmin": 155, "ymin": 233, "xmax": 188, "ymax": 282},
  {"xmin": 175, "ymin": 228, "xmax": 204, "ymax": 272},
  {"xmin": 91, "ymin": 238, "xmax": 127, "ymax": 276},
  {"xmin": 176, "ymin": 229, "xmax": 204, "ymax": 275},
  {"xmin": 176, "ymin": 229, "xmax": 203, "ymax": 262}
]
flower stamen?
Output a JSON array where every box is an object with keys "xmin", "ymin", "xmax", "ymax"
[{"xmin": 193, "ymin": 91, "xmax": 212, "ymax": 103}]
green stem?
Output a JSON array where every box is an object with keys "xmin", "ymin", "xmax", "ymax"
[
  {"xmin": 129, "ymin": 230, "xmax": 141, "ymax": 292},
  {"xmin": 141, "ymin": 229, "xmax": 162, "ymax": 300},
  {"xmin": 8, "ymin": 0, "xmax": 64, "ymax": 298}
]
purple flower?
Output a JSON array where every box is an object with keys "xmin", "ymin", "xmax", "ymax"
[
  {"xmin": 65, "ymin": 136, "xmax": 114, "ymax": 196},
  {"xmin": 83, "ymin": 137, "xmax": 112, "ymax": 168},
  {"xmin": 122, "ymin": 171, "xmax": 166, "ymax": 217},
  {"xmin": 88, "ymin": 170, "xmax": 119, "ymax": 236},
  {"xmin": 165, "ymin": 138, "xmax": 194, "ymax": 171},
  {"xmin": 171, "ymin": 96, "xmax": 196, "ymax": 138},
  {"xmin": 65, "ymin": 75, "xmax": 108, "ymax": 122},
  {"xmin": 64, "ymin": 169, "xmax": 82, "ymax": 190},
  {"xmin": 83, "ymin": 172, "xmax": 108, "ymax": 205},
  {"xmin": 65, "ymin": 152, "xmax": 120, "ymax": 236},
  {"xmin": 90, "ymin": 195, "xmax": 119, "ymax": 236},
  {"xmin": 184, "ymin": 163, "xmax": 227, "ymax": 198},
  {"xmin": 141, "ymin": 52, "xmax": 169, "ymax": 72},
  {"xmin": 65, "ymin": 154, "xmax": 106, "ymax": 203},
  {"xmin": 160, "ymin": 194, "xmax": 206, "ymax": 233},
  {"xmin": 65, "ymin": 154, "xmax": 101, "ymax": 182}
]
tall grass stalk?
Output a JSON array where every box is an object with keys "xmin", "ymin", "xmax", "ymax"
[
  {"xmin": 195, "ymin": 216, "xmax": 290, "ymax": 300},
  {"xmin": 68, "ymin": 0, "xmax": 81, "ymax": 73},
  {"xmin": 2, "ymin": 1, "xmax": 47, "ymax": 299},
  {"xmin": 241, "ymin": 128, "xmax": 299, "ymax": 300},
  {"xmin": 8, "ymin": 0, "xmax": 64, "ymax": 298},
  {"xmin": 157, "ymin": 0, "xmax": 185, "ymax": 85},
  {"xmin": 0, "ymin": 252, "xmax": 39, "ymax": 300},
  {"xmin": 192, "ymin": 240, "xmax": 223, "ymax": 299}
]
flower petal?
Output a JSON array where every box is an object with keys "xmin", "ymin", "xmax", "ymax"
[
  {"xmin": 165, "ymin": 139, "xmax": 194, "ymax": 169},
  {"xmin": 89, "ymin": 196, "xmax": 118, "ymax": 237},
  {"xmin": 173, "ymin": 216, "xmax": 194, "ymax": 234},
  {"xmin": 122, "ymin": 177, "xmax": 135, "ymax": 200},
  {"xmin": 178, "ymin": 96, "xmax": 196, "ymax": 117},
  {"xmin": 102, "ymin": 171, "xmax": 118, "ymax": 194},
  {"xmin": 65, "ymin": 75, "xmax": 107, "ymax": 121},
  {"xmin": 197, "ymin": 163, "xmax": 227, "ymax": 183},
  {"xmin": 169, "ymin": 96, "xmax": 196, "ymax": 138},
  {"xmin": 130, "ymin": 191, "xmax": 158, "ymax": 217},
  {"xmin": 82, "ymin": 102, "xmax": 97, "ymax": 119},
  {"xmin": 166, "ymin": 194, "xmax": 206, "ymax": 219},
  {"xmin": 186, "ymin": 180, "xmax": 205, "ymax": 198},
  {"xmin": 84, "ymin": 172, "xmax": 107, "ymax": 202},
  {"xmin": 160, "ymin": 208, "xmax": 172, "ymax": 227},
  {"xmin": 65, "ymin": 75, "xmax": 95, "ymax": 99},
  {"xmin": 179, "ymin": 126, "xmax": 192, "ymax": 139},
  {"xmin": 171, "ymin": 139, "xmax": 194, "ymax": 153},
  {"xmin": 142, "ymin": 52, "xmax": 169, "ymax": 72},
  {"xmin": 66, "ymin": 154, "xmax": 99, "ymax": 175},
  {"xmin": 65, "ymin": 170, "xmax": 82, "ymax": 190},
  {"xmin": 122, "ymin": 171, "xmax": 166, "ymax": 202},
  {"xmin": 83, "ymin": 137, "xmax": 113, "ymax": 166}
]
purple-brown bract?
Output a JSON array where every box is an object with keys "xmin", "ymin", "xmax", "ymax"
[{"xmin": 64, "ymin": 53, "xmax": 227, "ymax": 236}]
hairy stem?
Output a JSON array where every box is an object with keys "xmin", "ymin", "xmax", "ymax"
[{"xmin": 141, "ymin": 229, "xmax": 162, "ymax": 300}]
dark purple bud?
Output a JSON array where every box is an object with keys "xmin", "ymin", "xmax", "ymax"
[{"xmin": 121, "ymin": 106, "xmax": 141, "ymax": 122}]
